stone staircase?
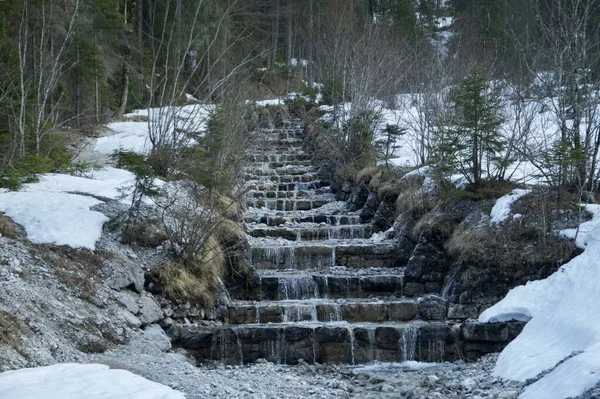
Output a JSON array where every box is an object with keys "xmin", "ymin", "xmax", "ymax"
[{"xmin": 167, "ymin": 120, "xmax": 523, "ymax": 366}]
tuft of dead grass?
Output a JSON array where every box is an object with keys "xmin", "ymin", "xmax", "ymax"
[
  {"xmin": 0, "ymin": 310, "xmax": 28, "ymax": 355},
  {"xmin": 122, "ymin": 220, "xmax": 169, "ymax": 248},
  {"xmin": 157, "ymin": 234, "xmax": 226, "ymax": 308},
  {"xmin": 0, "ymin": 213, "xmax": 19, "ymax": 239},
  {"xmin": 395, "ymin": 178, "xmax": 434, "ymax": 218},
  {"xmin": 215, "ymin": 195, "xmax": 241, "ymax": 221},
  {"xmin": 445, "ymin": 225, "xmax": 486, "ymax": 259},
  {"xmin": 356, "ymin": 166, "xmax": 379, "ymax": 185},
  {"xmin": 36, "ymin": 246, "xmax": 108, "ymax": 300}
]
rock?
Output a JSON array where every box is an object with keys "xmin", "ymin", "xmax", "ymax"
[
  {"xmin": 138, "ymin": 294, "xmax": 164, "ymax": 325},
  {"xmin": 348, "ymin": 183, "xmax": 370, "ymax": 212},
  {"xmin": 389, "ymin": 302, "xmax": 418, "ymax": 321},
  {"xmin": 120, "ymin": 310, "xmax": 142, "ymax": 329},
  {"xmin": 447, "ymin": 304, "xmax": 479, "ymax": 320},
  {"xmin": 115, "ymin": 291, "xmax": 139, "ymax": 314},
  {"xmin": 582, "ymin": 191, "xmax": 596, "ymax": 204},
  {"xmin": 107, "ymin": 261, "xmax": 145, "ymax": 293},
  {"xmin": 359, "ymin": 192, "xmax": 379, "ymax": 223},
  {"xmin": 143, "ymin": 324, "xmax": 171, "ymax": 352},
  {"xmin": 461, "ymin": 378, "xmax": 477, "ymax": 392},
  {"xmin": 498, "ymin": 391, "xmax": 519, "ymax": 399},
  {"xmin": 427, "ymin": 375, "xmax": 440, "ymax": 386},
  {"xmin": 372, "ymin": 200, "xmax": 396, "ymax": 231},
  {"xmin": 417, "ymin": 296, "xmax": 447, "ymax": 321}
]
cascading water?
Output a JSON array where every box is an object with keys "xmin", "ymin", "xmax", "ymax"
[
  {"xmin": 198, "ymin": 121, "xmax": 454, "ymax": 366},
  {"xmin": 399, "ymin": 327, "xmax": 419, "ymax": 363}
]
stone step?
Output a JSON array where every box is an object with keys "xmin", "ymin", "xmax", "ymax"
[
  {"xmin": 247, "ymin": 224, "xmax": 372, "ymax": 242},
  {"xmin": 244, "ymin": 166, "xmax": 316, "ymax": 177},
  {"xmin": 250, "ymin": 241, "xmax": 399, "ymax": 270},
  {"xmin": 246, "ymin": 187, "xmax": 331, "ymax": 200},
  {"xmin": 250, "ymin": 154, "xmax": 310, "ymax": 163},
  {"xmin": 244, "ymin": 180, "xmax": 329, "ymax": 193},
  {"xmin": 249, "ymin": 145, "xmax": 305, "ymax": 154},
  {"xmin": 227, "ymin": 297, "xmax": 446, "ymax": 325},
  {"xmin": 244, "ymin": 271, "xmax": 406, "ymax": 301},
  {"xmin": 247, "ymin": 198, "xmax": 334, "ymax": 211},
  {"xmin": 243, "ymin": 173, "xmax": 320, "ymax": 183},
  {"xmin": 246, "ymin": 161, "xmax": 313, "ymax": 169},
  {"xmin": 167, "ymin": 321, "xmax": 456, "ymax": 365},
  {"xmin": 244, "ymin": 213, "xmax": 362, "ymax": 227}
]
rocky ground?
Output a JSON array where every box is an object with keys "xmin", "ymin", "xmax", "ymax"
[
  {"xmin": 87, "ymin": 332, "xmax": 525, "ymax": 399},
  {"xmin": 0, "ymin": 227, "xmax": 542, "ymax": 399}
]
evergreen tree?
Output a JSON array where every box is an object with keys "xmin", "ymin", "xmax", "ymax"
[{"xmin": 435, "ymin": 67, "xmax": 505, "ymax": 186}]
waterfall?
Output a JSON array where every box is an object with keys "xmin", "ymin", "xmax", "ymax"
[
  {"xmin": 368, "ymin": 328, "xmax": 376, "ymax": 363},
  {"xmin": 399, "ymin": 327, "xmax": 419, "ymax": 363},
  {"xmin": 349, "ymin": 327, "xmax": 356, "ymax": 365}
]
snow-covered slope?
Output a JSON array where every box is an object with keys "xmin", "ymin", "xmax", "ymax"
[
  {"xmin": 0, "ymin": 363, "xmax": 185, "ymax": 399},
  {"xmin": 0, "ymin": 167, "xmax": 147, "ymax": 249},
  {"xmin": 479, "ymin": 204, "xmax": 600, "ymax": 399}
]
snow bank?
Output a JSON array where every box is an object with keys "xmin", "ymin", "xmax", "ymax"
[
  {"xmin": 96, "ymin": 122, "xmax": 150, "ymax": 155},
  {"xmin": 100, "ymin": 104, "xmax": 216, "ymax": 156},
  {"xmin": 490, "ymin": 189, "xmax": 530, "ymax": 224},
  {"xmin": 0, "ymin": 363, "xmax": 185, "ymax": 399},
  {"xmin": 0, "ymin": 192, "xmax": 107, "ymax": 249},
  {"xmin": 0, "ymin": 167, "xmax": 145, "ymax": 249},
  {"xmin": 479, "ymin": 204, "xmax": 600, "ymax": 398}
]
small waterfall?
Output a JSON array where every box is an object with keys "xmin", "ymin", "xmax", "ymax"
[
  {"xmin": 330, "ymin": 248, "xmax": 336, "ymax": 268},
  {"xmin": 255, "ymin": 307, "xmax": 260, "ymax": 323},
  {"xmin": 368, "ymin": 328, "xmax": 376, "ymax": 363},
  {"xmin": 277, "ymin": 276, "xmax": 318, "ymax": 300},
  {"xmin": 349, "ymin": 327, "xmax": 356, "ymax": 365},
  {"xmin": 312, "ymin": 328, "xmax": 318, "ymax": 363},
  {"xmin": 326, "ymin": 303, "xmax": 341, "ymax": 322},
  {"xmin": 399, "ymin": 327, "xmax": 419, "ymax": 363},
  {"xmin": 324, "ymin": 276, "xmax": 329, "ymax": 299}
]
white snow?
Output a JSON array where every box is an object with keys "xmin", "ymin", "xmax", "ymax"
[
  {"xmin": 100, "ymin": 104, "xmax": 216, "ymax": 156},
  {"xmin": 96, "ymin": 122, "xmax": 151, "ymax": 155},
  {"xmin": 0, "ymin": 167, "xmax": 151, "ymax": 250},
  {"xmin": 0, "ymin": 363, "xmax": 185, "ymax": 399},
  {"xmin": 401, "ymin": 166, "xmax": 430, "ymax": 180},
  {"xmin": 479, "ymin": 204, "xmax": 600, "ymax": 398},
  {"xmin": 489, "ymin": 189, "xmax": 530, "ymax": 224}
]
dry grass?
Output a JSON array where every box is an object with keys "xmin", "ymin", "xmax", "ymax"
[
  {"xmin": 445, "ymin": 225, "xmax": 487, "ymax": 259},
  {"xmin": 411, "ymin": 208, "xmax": 458, "ymax": 242},
  {"xmin": 157, "ymin": 235, "xmax": 226, "ymax": 307},
  {"xmin": 0, "ymin": 310, "xmax": 28, "ymax": 355},
  {"xmin": 36, "ymin": 246, "xmax": 107, "ymax": 300},
  {"xmin": 0, "ymin": 213, "xmax": 19, "ymax": 239},
  {"xmin": 356, "ymin": 166, "xmax": 379, "ymax": 185},
  {"xmin": 215, "ymin": 195, "xmax": 241, "ymax": 221},
  {"xmin": 122, "ymin": 220, "xmax": 169, "ymax": 248},
  {"xmin": 395, "ymin": 178, "xmax": 434, "ymax": 218},
  {"xmin": 215, "ymin": 219, "xmax": 246, "ymax": 244}
]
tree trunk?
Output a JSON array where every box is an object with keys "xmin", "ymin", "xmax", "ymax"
[
  {"xmin": 286, "ymin": 0, "xmax": 292, "ymax": 65},
  {"xmin": 271, "ymin": 0, "xmax": 279, "ymax": 66},
  {"xmin": 307, "ymin": 0, "xmax": 314, "ymax": 86},
  {"xmin": 118, "ymin": 63, "xmax": 130, "ymax": 119}
]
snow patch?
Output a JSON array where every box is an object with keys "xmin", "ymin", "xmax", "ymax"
[
  {"xmin": 0, "ymin": 363, "xmax": 186, "ymax": 399},
  {"xmin": 0, "ymin": 167, "xmax": 150, "ymax": 249},
  {"xmin": 479, "ymin": 204, "xmax": 600, "ymax": 397},
  {"xmin": 490, "ymin": 189, "xmax": 530, "ymax": 224}
]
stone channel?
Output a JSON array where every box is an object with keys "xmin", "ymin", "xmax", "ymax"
[{"xmin": 168, "ymin": 120, "xmax": 523, "ymax": 366}]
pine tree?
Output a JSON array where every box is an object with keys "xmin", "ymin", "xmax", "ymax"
[{"xmin": 436, "ymin": 67, "xmax": 505, "ymax": 186}]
